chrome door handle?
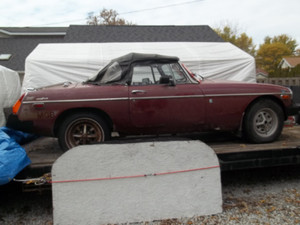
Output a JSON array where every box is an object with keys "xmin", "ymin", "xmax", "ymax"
[{"xmin": 131, "ymin": 90, "xmax": 147, "ymax": 94}]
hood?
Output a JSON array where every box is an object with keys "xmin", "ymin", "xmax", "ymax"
[{"xmin": 200, "ymin": 78, "xmax": 292, "ymax": 96}]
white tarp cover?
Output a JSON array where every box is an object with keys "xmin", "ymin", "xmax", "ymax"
[
  {"xmin": 0, "ymin": 66, "xmax": 21, "ymax": 126},
  {"xmin": 23, "ymin": 42, "xmax": 256, "ymax": 92}
]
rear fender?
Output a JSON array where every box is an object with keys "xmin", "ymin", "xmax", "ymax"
[{"xmin": 53, "ymin": 108, "xmax": 113, "ymax": 137}]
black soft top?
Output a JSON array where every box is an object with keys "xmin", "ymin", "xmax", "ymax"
[
  {"xmin": 111, "ymin": 53, "xmax": 179, "ymax": 65},
  {"xmin": 87, "ymin": 53, "xmax": 180, "ymax": 84}
]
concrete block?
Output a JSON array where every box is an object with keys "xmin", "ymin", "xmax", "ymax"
[{"xmin": 52, "ymin": 140, "xmax": 222, "ymax": 225}]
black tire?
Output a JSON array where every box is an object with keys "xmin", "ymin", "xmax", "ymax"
[
  {"xmin": 243, "ymin": 99, "xmax": 284, "ymax": 143},
  {"xmin": 58, "ymin": 112, "xmax": 110, "ymax": 151}
]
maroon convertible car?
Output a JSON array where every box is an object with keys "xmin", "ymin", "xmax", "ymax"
[{"xmin": 12, "ymin": 53, "xmax": 294, "ymax": 150}]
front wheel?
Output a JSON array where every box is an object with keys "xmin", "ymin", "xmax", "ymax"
[
  {"xmin": 243, "ymin": 99, "xmax": 284, "ymax": 143},
  {"xmin": 58, "ymin": 112, "xmax": 110, "ymax": 151}
]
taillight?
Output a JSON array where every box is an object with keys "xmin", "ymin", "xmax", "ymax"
[{"xmin": 12, "ymin": 93, "xmax": 25, "ymax": 114}]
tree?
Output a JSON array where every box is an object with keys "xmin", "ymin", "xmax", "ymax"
[
  {"xmin": 256, "ymin": 34, "xmax": 298, "ymax": 74},
  {"xmin": 256, "ymin": 42, "xmax": 291, "ymax": 74},
  {"xmin": 214, "ymin": 25, "xmax": 237, "ymax": 43},
  {"xmin": 263, "ymin": 34, "xmax": 297, "ymax": 54},
  {"xmin": 214, "ymin": 25, "xmax": 256, "ymax": 56},
  {"xmin": 235, "ymin": 33, "xmax": 256, "ymax": 56},
  {"xmin": 87, "ymin": 9, "xmax": 134, "ymax": 25}
]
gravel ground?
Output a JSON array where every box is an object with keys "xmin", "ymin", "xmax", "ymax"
[{"xmin": 0, "ymin": 165, "xmax": 299, "ymax": 225}]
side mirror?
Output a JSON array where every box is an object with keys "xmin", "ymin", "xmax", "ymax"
[{"xmin": 159, "ymin": 76, "xmax": 175, "ymax": 86}]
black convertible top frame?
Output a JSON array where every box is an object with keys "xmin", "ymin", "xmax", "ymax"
[{"xmin": 111, "ymin": 52, "xmax": 179, "ymax": 66}]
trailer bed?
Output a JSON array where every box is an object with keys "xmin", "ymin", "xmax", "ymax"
[
  {"xmin": 211, "ymin": 126, "xmax": 300, "ymax": 154},
  {"xmin": 23, "ymin": 126, "xmax": 300, "ymax": 171}
]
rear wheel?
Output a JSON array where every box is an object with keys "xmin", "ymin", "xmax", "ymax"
[
  {"xmin": 58, "ymin": 112, "xmax": 110, "ymax": 151},
  {"xmin": 243, "ymin": 99, "xmax": 284, "ymax": 143}
]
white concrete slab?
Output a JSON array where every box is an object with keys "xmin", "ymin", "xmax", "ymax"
[{"xmin": 52, "ymin": 140, "xmax": 222, "ymax": 225}]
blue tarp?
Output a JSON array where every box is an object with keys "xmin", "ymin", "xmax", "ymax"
[{"xmin": 0, "ymin": 127, "xmax": 32, "ymax": 185}]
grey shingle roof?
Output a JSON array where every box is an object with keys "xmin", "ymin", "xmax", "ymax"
[
  {"xmin": 0, "ymin": 25, "xmax": 223, "ymax": 71},
  {"xmin": 0, "ymin": 27, "xmax": 67, "ymax": 71},
  {"xmin": 64, "ymin": 25, "xmax": 224, "ymax": 42},
  {"xmin": 0, "ymin": 37, "xmax": 64, "ymax": 71}
]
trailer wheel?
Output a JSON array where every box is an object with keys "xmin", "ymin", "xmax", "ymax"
[
  {"xmin": 58, "ymin": 112, "xmax": 110, "ymax": 151},
  {"xmin": 243, "ymin": 99, "xmax": 284, "ymax": 143}
]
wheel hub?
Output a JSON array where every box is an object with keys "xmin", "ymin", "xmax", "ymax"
[
  {"xmin": 254, "ymin": 108, "xmax": 278, "ymax": 136},
  {"xmin": 66, "ymin": 118, "xmax": 104, "ymax": 148}
]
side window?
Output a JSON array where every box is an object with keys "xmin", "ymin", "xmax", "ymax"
[
  {"xmin": 153, "ymin": 66, "xmax": 162, "ymax": 82},
  {"xmin": 161, "ymin": 64, "xmax": 173, "ymax": 78},
  {"xmin": 161, "ymin": 63, "xmax": 187, "ymax": 84},
  {"xmin": 131, "ymin": 66, "xmax": 155, "ymax": 85},
  {"xmin": 131, "ymin": 63, "xmax": 188, "ymax": 86},
  {"xmin": 171, "ymin": 63, "xmax": 187, "ymax": 83}
]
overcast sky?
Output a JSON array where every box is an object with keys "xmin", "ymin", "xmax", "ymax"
[{"xmin": 1, "ymin": 0, "xmax": 299, "ymax": 48}]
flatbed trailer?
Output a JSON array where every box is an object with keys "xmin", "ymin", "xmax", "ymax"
[
  {"xmin": 22, "ymin": 126, "xmax": 300, "ymax": 174},
  {"xmin": 211, "ymin": 126, "xmax": 300, "ymax": 170}
]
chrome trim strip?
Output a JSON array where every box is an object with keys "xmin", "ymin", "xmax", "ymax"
[
  {"xmin": 22, "ymin": 92, "xmax": 285, "ymax": 104},
  {"xmin": 22, "ymin": 97, "xmax": 129, "ymax": 104},
  {"xmin": 205, "ymin": 92, "xmax": 283, "ymax": 97},
  {"xmin": 130, "ymin": 95, "xmax": 204, "ymax": 100}
]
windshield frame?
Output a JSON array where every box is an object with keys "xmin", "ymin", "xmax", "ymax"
[{"xmin": 181, "ymin": 63, "xmax": 202, "ymax": 83}]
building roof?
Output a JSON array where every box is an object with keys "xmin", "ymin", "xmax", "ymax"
[
  {"xmin": 0, "ymin": 27, "xmax": 67, "ymax": 36},
  {"xmin": 0, "ymin": 25, "xmax": 223, "ymax": 72},
  {"xmin": 256, "ymin": 68, "xmax": 268, "ymax": 76},
  {"xmin": 281, "ymin": 56, "xmax": 300, "ymax": 68},
  {"xmin": 0, "ymin": 37, "xmax": 64, "ymax": 71},
  {"xmin": 256, "ymin": 68, "xmax": 268, "ymax": 79},
  {"xmin": 0, "ymin": 27, "xmax": 67, "ymax": 71},
  {"xmin": 64, "ymin": 25, "xmax": 224, "ymax": 42}
]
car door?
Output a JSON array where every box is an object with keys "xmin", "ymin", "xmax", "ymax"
[{"xmin": 128, "ymin": 62, "xmax": 206, "ymax": 133}]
